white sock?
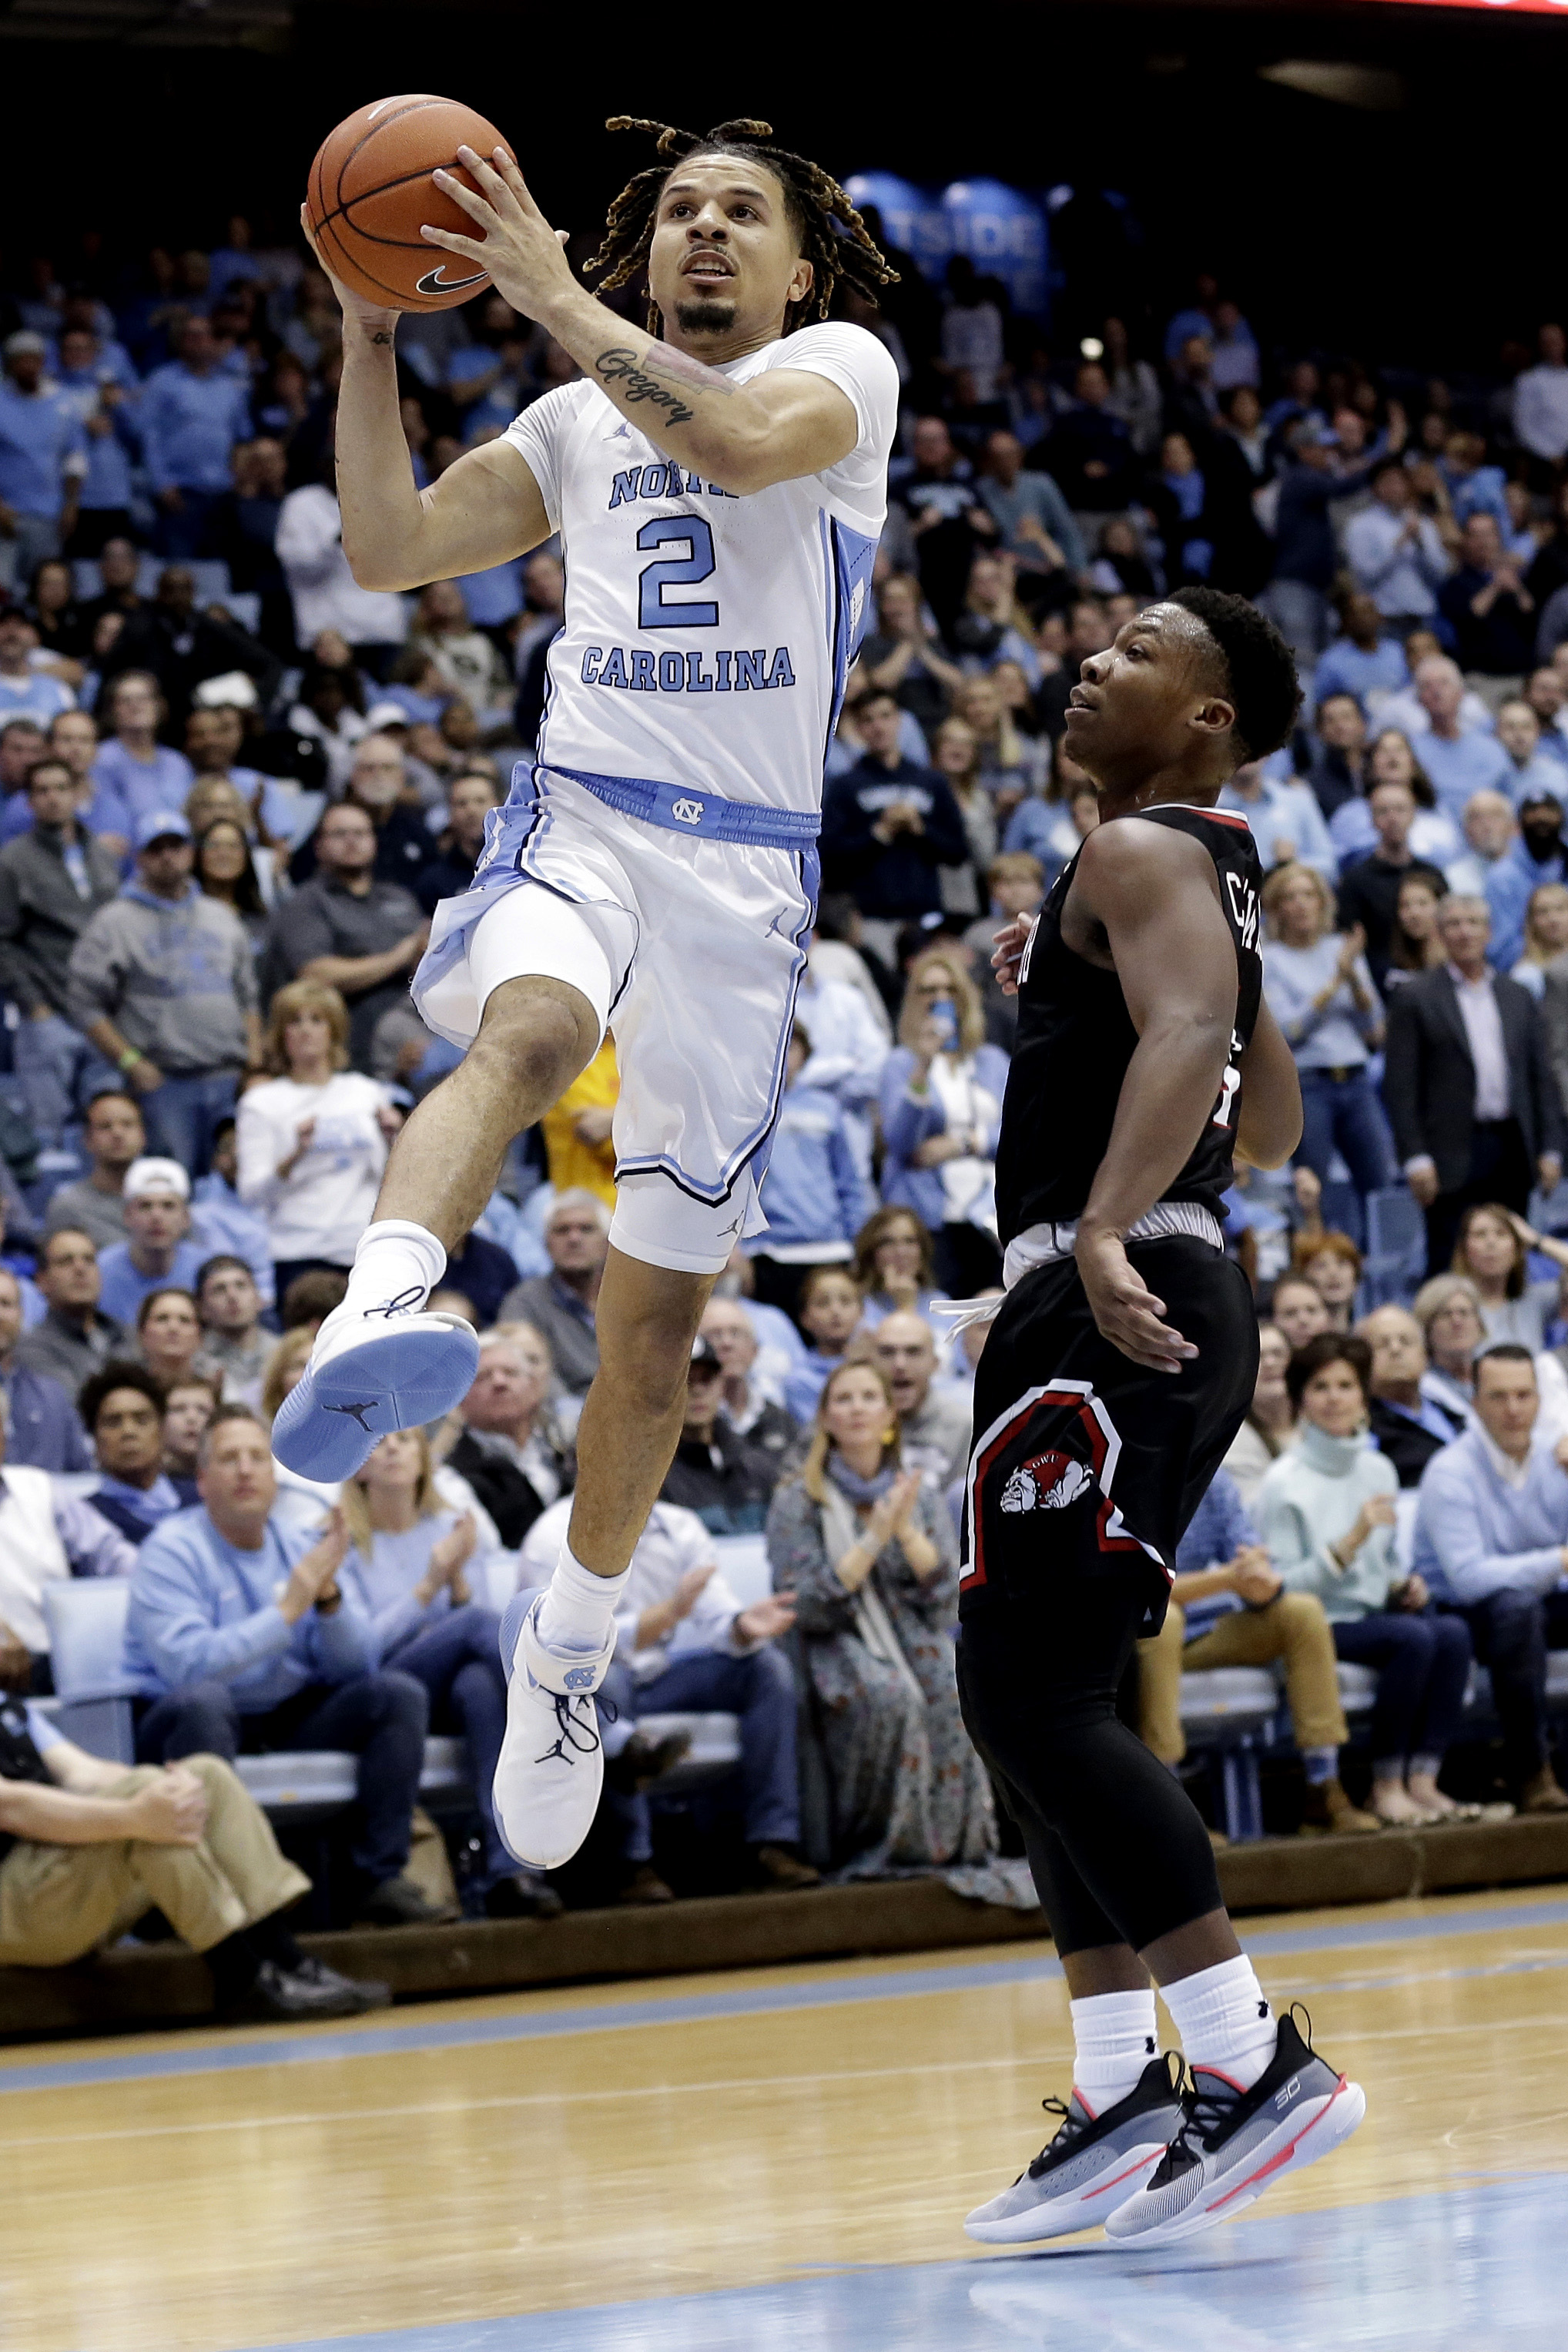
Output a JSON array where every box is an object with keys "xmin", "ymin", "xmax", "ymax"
[
  {"xmin": 1070, "ymin": 1988, "xmax": 1158, "ymax": 2114},
  {"xmin": 340, "ymin": 1221, "xmax": 447, "ymax": 1317},
  {"xmin": 1161, "ymin": 1955, "xmax": 1276, "ymax": 2091},
  {"xmin": 535, "ymin": 1543, "xmax": 628, "ymax": 1654}
]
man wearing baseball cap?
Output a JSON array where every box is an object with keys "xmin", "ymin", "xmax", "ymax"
[
  {"xmin": 0, "ymin": 330, "xmax": 88, "ymax": 596},
  {"xmin": 95, "ymin": 1157, "xmax": 207, "ymax": 1325},
  {"xmin": 66, "ymin": 809, "xmax": 259, "ymax": 1176}
]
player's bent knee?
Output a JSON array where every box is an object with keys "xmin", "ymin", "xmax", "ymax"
[{"xmin": 473, "ymin": 988, "xmax": 595, "ymax": 1100}]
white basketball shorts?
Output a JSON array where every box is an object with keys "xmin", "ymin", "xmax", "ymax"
[{"xmin": 414, "ymin": 765, "xmax": 819, "ymax": 1275}]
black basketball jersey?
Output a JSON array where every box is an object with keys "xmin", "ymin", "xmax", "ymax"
[{"xmin": 993, "ymin": 803, "xmax": 1264, "ymax": 1245}]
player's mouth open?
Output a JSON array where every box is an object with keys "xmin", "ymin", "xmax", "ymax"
[
  {"xmin": 1067, "ymin": 686, "xmax": 1099, "ymax": 714},
  {"xmin": 683, "ymin": 255, "xmax": 735, "ymax": 278}
]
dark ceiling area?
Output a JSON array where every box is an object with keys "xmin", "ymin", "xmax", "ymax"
[{"xmin": 2, "ymin": 0, "xmax": 1563, "ymax": 376}]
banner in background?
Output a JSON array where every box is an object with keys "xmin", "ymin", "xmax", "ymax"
[{"xmin": 844, "ymin": 173, "xmax": 1049, "ymax": 317}]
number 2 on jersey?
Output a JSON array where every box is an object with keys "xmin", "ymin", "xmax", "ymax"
[{"xmin": 636, "ymin": 517, "xmax": 719, "ymax": 629}]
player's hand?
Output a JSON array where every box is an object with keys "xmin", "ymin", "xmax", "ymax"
[
  {"xmin": 1074, "ymin": 1228, "xmax": 1198, "ymax": 1375},
  {"xmin": 299, "ymin": 203, "xmax": 403, "ymax": 331},
  {"xmin": 423, "ymin": 148, "xmax": 578, "ymax": 329},
  {"xmin": 991, "ymin": 913, "xmax": 1036, "ymax": 997}
]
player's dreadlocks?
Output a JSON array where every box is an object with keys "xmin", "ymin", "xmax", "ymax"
[{"xmin": 585, "ymin": 117, "xmax": 898, "ymax": 337}]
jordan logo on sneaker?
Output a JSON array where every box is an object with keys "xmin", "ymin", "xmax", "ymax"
[{"xmin": 323, "ymin": 1400, "xmax": 379, "ymax": 1432}]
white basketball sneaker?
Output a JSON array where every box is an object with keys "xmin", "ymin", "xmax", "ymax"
[
  {"xmin": 271, "ymin": 1294, "xmax": 480, "ymax": 1483},
  {"xmin": 492, "ymin": 1591, "xmax": 617, "ymax": 1871}
]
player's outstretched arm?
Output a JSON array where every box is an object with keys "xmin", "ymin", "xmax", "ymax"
[
  {"xmin": 422, "ymin": 149, "xmax": 860, "ymax": 495},
  {"xmin": 301, "ymin": 205, "xmax": 552, "ymax": 592},
  {"xmin": 1235, "ymin": 999, "xmax": 1304, "ymax": 1171},
  {"xmin": 1070, "ymin": 823, "xmax": 1241, "ymax": 1373}
]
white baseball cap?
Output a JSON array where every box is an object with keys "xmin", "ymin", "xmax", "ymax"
[{"xmin": 122, "ymin": 1155, "xmax": 191, "ymax": 1204}]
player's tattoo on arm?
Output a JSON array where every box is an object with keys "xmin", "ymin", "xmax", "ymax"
[{"xmin": 593, "ymin": 343, "xmax": 737, "ymax": 428}]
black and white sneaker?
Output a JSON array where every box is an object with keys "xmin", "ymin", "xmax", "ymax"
[
  {"xmin": 1104, "ymin": 2009, "xmax": 1365, "ymax": 2247},
  {"xmin": 963, "ymin": 2054, "xmax": 1186, "ymax": 2243}
]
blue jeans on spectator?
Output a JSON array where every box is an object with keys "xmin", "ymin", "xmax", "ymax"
[
  {"xmin": 601, "ymin": 1647, "xmax": 800, "ymax": 1861},
  {"xmin": 139, "ymin": 1070, "xmax": 239, "ymax": 1178},
  {"xmin": 0, "ymin": 513, "xmax": 62, "ymax": 596},
  {"xmin": 12, "ymin": 1014, "xmax": 118, "ymax": 1144},
  {"xmin": 1297, "ymin": 1066, "xmax": 1396, "ymax": 1236},
  {"xmin": 387, "ymin": 1604, "xmax": 516, "ymax": 1891},
  {"xmin": 155, "ymin": 488, "xmax": 223, "ymax": 559},
  {"xmin": 1449, "ymin": 1586, "xmax": 1568, "ymax": 1788},
  {"xmin": 135, "ymin": 1671, "xmax": 427, "ymax": 1888},
  {"xmin": 1261, "ymin": 579, "xmax": 1328, "ymax": 665},
  {"xmin": 1331, "ymin": 1609, "xmax": 1473, "ymax": 1773}
]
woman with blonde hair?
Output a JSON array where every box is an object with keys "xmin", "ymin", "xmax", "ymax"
[
  {"xmin": 338, "ymin": 1428, "xmax": 557, "ymax": 1918},
  {"xmin": 1384, "ymin": 869, "xmax": 1449, "ymax": 986},
  {"xmin": 1511, "ymin": 882, "xmax": 1568, "ymax": 999},
  {"xmin": 1261, "ymin": 860, "xmax": 1391, "ymax": 1219},
  {"xmin": 766, "ymin": 1357, "xmax": 997, "ymax": 1881},
  {"xmin": 852, "ymin": 1204, "xmax": 947, "ymax": 1331},
  {"xmin": 880, "ymin": 946, "xmax": 1010, "ymax": 1293},
  {"xmin": 953, "ymin": 671, "xmax": 1047, "ymax": 808},
  {"xmin": 930, "ymin": 714, "xmax": 997, "ymax": 920},
  {"xmin": 236, "ymin": 979, "xmax": 402, "ymax": 1294}
]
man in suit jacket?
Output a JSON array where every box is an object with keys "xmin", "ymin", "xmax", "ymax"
[{"xmin": 1384, "ymin": 894, "xmax": 1563, "ymax": 1275}]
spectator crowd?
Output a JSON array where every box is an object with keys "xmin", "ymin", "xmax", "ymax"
[{"xmin": 5, "ymin": 223, "xmax": 1568, "ymax": 2018}]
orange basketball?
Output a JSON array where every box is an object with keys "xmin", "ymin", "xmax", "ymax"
[{"xmin": 305, "ymin": 94, "xmax": 517, "ymax": 313}]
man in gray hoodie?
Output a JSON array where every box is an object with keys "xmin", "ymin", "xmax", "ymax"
[
  {"xmin": 66, "ymin": 808, "xmax": 259, "ymax": 1178},
  {"xmin": 0, "ymin": 757, "xmax": 119, "ymax": 1140}
]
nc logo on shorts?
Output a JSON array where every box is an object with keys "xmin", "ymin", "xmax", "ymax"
[
  {"xmin": 1000, "ymin": 1450, "xmax": 1093, "ymax": 1514},
  {"xmin": 671, "ymin": 796, "xmax": 705, "ymax": 826}
]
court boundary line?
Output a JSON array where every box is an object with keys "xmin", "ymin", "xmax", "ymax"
[{"xmin": 2, "ymin": 1893, "xmax": 1566, "ymax": 2099}]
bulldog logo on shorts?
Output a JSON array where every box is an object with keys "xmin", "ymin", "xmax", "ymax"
[
  {"xmin": 1000, "ymin": 1449, "xmax": 1094, "ymax": 1514},
  {"xmin": 672, "ymin": 797, "xmax": 705, "ymax": 826}
]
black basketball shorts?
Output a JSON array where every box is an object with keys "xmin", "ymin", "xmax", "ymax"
[{"xmin": 958, "ymin": 1236, "xmax": 1259, "ymax": 1638}]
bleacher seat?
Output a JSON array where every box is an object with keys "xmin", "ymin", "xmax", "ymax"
[
  {"xmin": 42, "ymin": 1576, "xmax": 471, "ymax": 1807},
  {"xmin": 1178, "ymin": 1667, "xmax": 1278, "ymax": 1841}
]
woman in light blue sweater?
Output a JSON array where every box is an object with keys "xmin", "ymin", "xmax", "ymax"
[
  {"xmin": 339, "ymin": 1429, "xmax": 560, "ymax": 1921},
  {"xmin": 1256, "ymin": 1332, "xmax": 1473, "ymax": 1826},
  {"xmin": 1260, "ymin": 862, "xmax": 1394, "ymax": 1223}
]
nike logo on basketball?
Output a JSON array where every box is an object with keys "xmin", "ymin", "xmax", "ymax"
[
  {"xmin": 415, "ymin": 265, "xmax": 489, "ymax": 295},
  {"xmin": 323, "ymin": 1400, "xmax": 379, "ymax": 1432}
]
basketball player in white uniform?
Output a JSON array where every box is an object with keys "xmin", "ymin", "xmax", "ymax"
[{"xmin": 283, "ymin": 119, "xmax": 899, "ymax": 1871}]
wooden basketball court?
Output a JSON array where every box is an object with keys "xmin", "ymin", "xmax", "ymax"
[{"xmin": 4, "ymin": 1884, "xmax": 1566, "ymax": 2350}]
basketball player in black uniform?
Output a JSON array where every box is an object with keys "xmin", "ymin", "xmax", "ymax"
[{"xmin": 960, "ymin": 588, "xmax": 1365, "ymax": 2250}]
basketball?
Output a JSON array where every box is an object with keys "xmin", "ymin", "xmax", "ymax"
[{"xmin": 305, "ymin": 93, "xmax": 516, "ymax": 312}]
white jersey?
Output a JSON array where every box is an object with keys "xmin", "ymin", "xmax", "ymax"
[{"xmin": 503, "ymin": 321, "xmax": 900, "ymax": 813}]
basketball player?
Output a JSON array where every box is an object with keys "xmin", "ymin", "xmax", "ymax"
[
  {"xmin": 282, "ymin": 119, "xmax": 899, "ymax": 1876},
  {"xmin": 959, "ymin": 588, "xmax": 1365, "ymax": 2248}
]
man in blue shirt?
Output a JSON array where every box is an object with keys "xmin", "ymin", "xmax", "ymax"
[
  {"xmin": 1134, "ymin": 1469, "xmax": 1372, "ymax": 1834},
  {"xmin": 976, "ymin": 429, "xmax": 1085, "ymax": 591},
  {"xmin": 127, "ymin": 1407, "xmax": 448, "ymax": 1924},
  {"xmin": 0, "ymin": 610, "xmax": 73, "ymax": 731},
  {"xmin": 95, "ymin": 1157, "xmax": 207, "ymax": 1325},
  {"xmin": 1407, "ymin": 655, "xmax": 1513, "ymax": 821},
  {"xmin": 0, "ymin": 332, "xmax": 87, "ymax": 595},
  {"xmin": 1219, "ymin": 756, "xmax": 1336, "ymax": 879},
  {"xmin": 54, "ymin": 322, "xmax": 139, "ymax": 554},
  {"xmin": 139, "ymin": 315, "xmax": 251, "ymax": 560},
  {"xmin": 1266, "ymin": 413, "xmax": 1406, "ymax": 663},
  {"xmin": 1415, "ymin": 1343, "xmax": 1568, "ymax": 1811},
  {"xmin": 1312, "ymin": 592, "xmax": 1410, "ymax": 716},
  {"xmin": 819, "ymin": 689, "xmax": 970, "ymax": 961},
  {"xmin": 0, "ymin": 1264, "xmax": 90, "ymax": 1473}
]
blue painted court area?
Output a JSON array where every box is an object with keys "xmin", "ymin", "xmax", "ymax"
[
  {"xmin": 4, "ymin": 1894, "xmax": 1567, "ymax": 2099},
  {"xmin": 240, "ymin": 2175, "xmax": 1566, "ymax": 2352}
]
